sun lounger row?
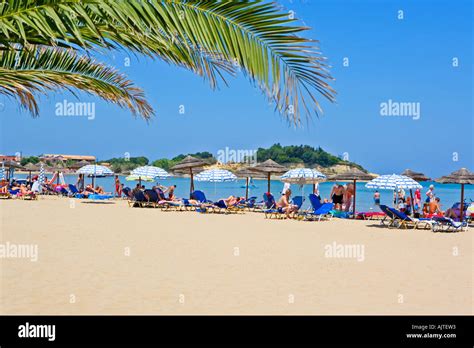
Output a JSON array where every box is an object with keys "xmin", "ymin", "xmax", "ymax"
[{"xmin": 379, "ymin": 205, "xmax": 468, "ymax": 232}]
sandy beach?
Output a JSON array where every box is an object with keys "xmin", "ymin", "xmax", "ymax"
[{"xmin": 0, "ymin": 196, "xmax": 472, "ymax": 315}]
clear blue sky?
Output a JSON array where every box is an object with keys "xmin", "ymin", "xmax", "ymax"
[{"xmin": 0, "ymin": 0, "xmax": 472, "ymax": 177}]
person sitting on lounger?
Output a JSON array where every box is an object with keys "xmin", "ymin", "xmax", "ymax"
[
  {"xmin": 19, "ymin": 184, "xmax": 36, "ymax": 199},
  {"xmin": 85, "ymin": 184, "xmax": 97, "ymax": 194},
  {"xmin": 276, "ymin": 189, "xmax": 298, "ymax": 218},
  {"xmin": 0, "ymin": 179, "xmax": 9, "ymax": 193},
  {"xmin": 445, "ymin": 202, "xmax": 463, "ymax": 221},
  {"xmin": 163, "ymin": 185, "xmax": 177, "ymax": 201},
  {"xmin": 131, "ymin": 184, "xmax": 141, "ymax": 196},
  {"xmin": 428, "ymin": 197, "xmax": 443, "ymax": 215},
  {"xmin": 220, "ymin": 195, "xmax": 243, "ymax": 207},
  {"xmin": 10, "ymin": 182, "xmax": 21, "ymax": 193}
]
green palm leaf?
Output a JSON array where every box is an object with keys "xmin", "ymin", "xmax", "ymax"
[
  {"xmin": 0, "ymin": 0, "xmax": 336, "ymax": 124},
  {"xmin": 0, "ymin": 46, "xmax": 153, "ymax": 118}
]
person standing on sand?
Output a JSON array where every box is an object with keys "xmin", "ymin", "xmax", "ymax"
[
  {"xmin": 331, "ymin": 184, "xmax": 345, "ymax": 211},
  {"xmin": 114, "ymin": 175, "xmax": 122, "ymax": 197},
  {"xmin": 373, "ymin": 190, "xmax": 380, "ymax": 205},
  {"xmin": 414, "ymin": 188, "xmax": 421, "ymax": 212},
  {"xmin": 426, "ymin": 184, "xmax": 435, "ymax": 203},
  {"xmin": 343, "ymin": 183, "xmax": 353, "ymax": 212},
  {"xmin": 76, "ymin": 174, "xmax": 84, "ymax": 191}
]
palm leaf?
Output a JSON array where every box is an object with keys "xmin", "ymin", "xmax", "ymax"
[
  {"xmin": 0, "ymin": 0, "xmax": 336, "ymax": 123},
  {"xmin": 0, "ymin": 46, "xmax": 153, "ymax": 118}
]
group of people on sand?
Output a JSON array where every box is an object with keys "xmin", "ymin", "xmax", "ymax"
[
  {"xmin": 0, "ymin": 178, "xmax": 37, "ymax": 199},
  {"xmin": 329, "ymin": 183, "xmax": 355, "ymax": 211},
  {"xmin": 76, "ymin": 174, "xmax": 109, "ymax": 196},
  {"xmin": 124, "ymin": 181, "xmax": 247, "ymax": 210},
  {"xmin": 271, "ymin": 182, "xmax": 356, "ymax": 219},
  {"xmin": 127, "ymin": 182, "xmax": 178, "ymax": 202}
]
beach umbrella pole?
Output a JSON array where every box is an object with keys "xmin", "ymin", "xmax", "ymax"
[
  {"xmin": 409, "ymin": 189, "xmax": 415, "ymax": 216},
  {"xmin": 245, "ymin": 177, "xmax": 249, "ymax": 200},
  {"xmin": 267, "ymin": 173, "xmax": 270, "ymax": 193},
  {"xmin": 352, "ymin": 179, "xmax": 357, "ymax": 216},
  {"xmin": 460, "ymin": 184, "xmax": 464, "ymax": 222},
  {"xmin": 190, "ymin": 168, "xmax": 194, "ymax": 198}
]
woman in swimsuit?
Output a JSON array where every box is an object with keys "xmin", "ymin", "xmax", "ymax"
[{"xmin": 332, "ymin": 185, "xmax": 345, "ymax": 210}]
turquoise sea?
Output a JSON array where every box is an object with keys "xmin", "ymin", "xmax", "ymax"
[{"xmin": 15, "ymin": 173, "xmax": 473, "ymax": 212}]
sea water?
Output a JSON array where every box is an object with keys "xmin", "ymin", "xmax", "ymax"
[{"xmin": 14, "ymin": 174, "xmax": 473, "ymax": 212}]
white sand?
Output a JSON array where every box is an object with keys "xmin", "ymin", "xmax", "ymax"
[{"xmin": 0, "ymin": 196, "xmax": 472, "ymax": 314}]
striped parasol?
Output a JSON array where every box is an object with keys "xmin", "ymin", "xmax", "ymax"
[
  {"xmin": 365, "ymin": 174, "xmax": 422, "ymax": 190},
  {"xmin": 281, "ymin": 168, "xmax": 326, "ymax": 185},
  {"xmin": 195, "ymin": 169, "xmax": 237, "ymax": 182},
  {"xmin": 366, "ymin": 174, "xmax": 422, "ymax": 211},
  {"xmin": 38, "ymin": 163, "xmax": 45, "ymax": 184},
  {"xmin": 0, "ymin": 162, "xmax": 5, "ymax": 180},
  {"xmin": 130, "ymin": 166, "xmax": 171, "ymax": 180},
  {"xmin": 77, "ymin": 164, "xmax": 113, "ymax": 187},
  {"xmin": 125, "ymin": 175, "xmax": 155, "ymax": 182},
  {"xmin": 76, "ymin": 164, "xmax": 114, "ymax": 176}
]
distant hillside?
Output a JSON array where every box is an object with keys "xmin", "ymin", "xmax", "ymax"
[
  {"xmin": 255, "ymin": 144, "xmax": 366, "ymax": 171},
  {"xmin": 20, "ymin": 145, "xmax": 368, "ymax": 174}
]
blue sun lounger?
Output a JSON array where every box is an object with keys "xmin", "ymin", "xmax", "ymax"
[
  {"xmin": 88, "ymin": 193, "xmax": 114, "ymax": 201},
  {"xmin": 386, "ymin": 207, "xmax": 432, "ymax": 229},
  {"xmin": 265, "ymin": 195, "xmax": 304, "ymax": 219},
  {"xmin": 191, "ymin": 190, "xmax": 213, "ymax": 204},
  {"xmin": 431, "ymin": 216, "xmax": 468, "ymax": 232},
  {"xmin": 299, "ymin": 202, "xmax": 334, "ymax": 221},
  {"xmin": 379, "ymin": 205, "xmax": 398, "ymax": 227},
  {"xmin": 68, "ymin": 184, "xmax": 85, "ymax": 198},
  {"xmin": 128, "ymin": 190, "xmax": 147, "ymax": 207}
]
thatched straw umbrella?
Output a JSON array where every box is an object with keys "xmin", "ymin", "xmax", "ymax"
[
  {"xmin": 401, "ymin": 169, "xmax": 431, "ymax": 182},
  {"xmin": 436, "ymin": 168, "xmax": 474, "ymax": 221},
  {"xmin": 2, "ymin": 160, "xmax": 22, "ymax": 180},
  {"xmin": 248, "ymin": 159, "xmax": 287, "ymax": 193},
  {"xmin": 235, "ymin": 168, "xmax": 266, "ymax": 200},
  {"xmin": 329, "ymin": 169, "xmax": 376, "ymax": 215},
  {"xmin": 70, "ymin": 160, "xmax": 91, "ymax": 169},
  {"xmin": 171, "ymin": 156, "xmax": 207, "ymax": 196}
]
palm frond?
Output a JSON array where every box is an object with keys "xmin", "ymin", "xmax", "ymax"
[
  {"xmin": 0, "ymin": 0, "xmax": 336, "ymax": 123},
  {"xmin": 0, "ymin": 0, "xmax": 236, "ymax": 89},
  {"xmin": 0, "ymin": 46, "xmax": 153, "ymax": 118}
]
